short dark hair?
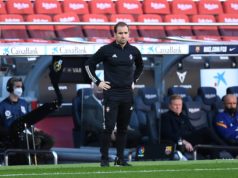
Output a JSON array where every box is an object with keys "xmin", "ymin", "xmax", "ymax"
[
  {"xmin": 6, "ymin": 77, "xmax": 23, "ymax": 93},
  {"xmin": 114, "ymin": 21, "xmax": 129, "ymax": 33}
]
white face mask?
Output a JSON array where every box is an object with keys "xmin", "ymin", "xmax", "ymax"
[{"xmin": 13, "ymin": 87, "xmax": 23, "ymax": 97}]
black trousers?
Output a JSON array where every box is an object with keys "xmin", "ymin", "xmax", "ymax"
[{"xmin": 101, "ymin": 99, "xmax": 133, "ymax": 161}]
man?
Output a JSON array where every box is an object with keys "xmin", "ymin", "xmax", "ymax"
[
  {"xmin": 161, "ymin": 95, "xmax": 194, "ymax": 153},
  {"xmin": 161, "ymin": 95, "xmax": 213, "ymax": 158},
  {"xmin": 0, "ymin": 77, "xmax": 54, "ymax": 164},
  {"xmin": 215, "ymin": 94, "xmax": 238, "ymax": 145},
  {"xmin": 85, "ymin": 22, "xmax": 144, "ymax": 167}
]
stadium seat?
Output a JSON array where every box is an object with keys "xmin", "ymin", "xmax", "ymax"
[
  {"xmin": 26, "ymin": 14, "xmax": 56, "ymax": 39},
  {"xmin": 116, "ymin": 0, "xmax": 143, "ymax": 15},
  {"xmin": 197, "ymin": 0, "xmax": 223, "ymax": 15},
  {"xmin": 163, "ymin": 86, "xmax": 193, "ymax": 108},
  {"xmin": 53, "ymin": 13, "xmax": 84, "ymax": 38},
  {"xmin": 195, "ymin": 87, "xmax": 223, "ymax": 113},
  {"xmin": 110, "ymin": 14, "xmax": 139, "ymax": 38},
  {"xmin": 226, "ymin": 86, "xmax": 238, "ymax": 98},
  {"xmin": 164, "ymin": 14, "xmax": 193, "ymax": 37},
  {"xmin": 82, "ymin": 14, "xmax": 112, "ymax": 38},
  {"xmin": 191, "ymin": 15, "xmax": 220, "ymax": 37},
  {"xmin": 135, "ymin": 87, "xmax": 160, "ymax": 143},
  {"xmin": 137, "ymin": 14, "xmax": 166, "ymax": 39},
  {"xmin": 217, "ymin": 14, "xmax": 238, "ymax": 37},
  {"xmin": 35, "ymin": 0, "xmax": 62, "ymax": 15},
  {"xmin": 171, "ymin": 0, "xmax": 198, "ymax": 15},
  {"xmin": 183, "ymin": 101, "xmax": 209, "ymax": 131},
  {"xmin": 6, "ymin": 0, "xmax": 34, "ymax": 15},
  {"xmin": 89, "ymin": 0, "xmax": 116, "ymax": 14},
  {"xmin": 0, "ymin": 2, "xmax": 7, "ymax": 14},
  {"xmin": 0, "ymin": 14, "xmax": 29, "ymax": 39},
  {"xmin": 223, "ymin": 0, "xmax": 238, "ymax": 14},
  {"xmin": 72, "ymin": 88, "xmax": 93, "ymax": 148},
  {"xmin": 196, "ymin": 36, "xmax": 221, "ymax": 41},
  {"xmin": 167, "ymin": 86, "xmax": 193, "ymax": 101},
  {"xmin": 183, "ymin": 101, "xmax": 229, "ymax": 149},
  {"xmin": 142, "ymin": 0, "xmax": 170, "ymax": 15},
  {"xmin": 222, "ymin": 36, "xmax": 238, "ymax": 42},
  {"xmin": 62, "ymin": 0, "xmax": 89, "ymax": 14}
]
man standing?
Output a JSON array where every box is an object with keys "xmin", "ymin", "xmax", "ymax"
[
  {"xmin": 215, "ymin": 94, "xmax": 238, "ymax": 145},
  {"xmin": 85, "ymin": 22, "xmax": 144, "ymax": 167}
]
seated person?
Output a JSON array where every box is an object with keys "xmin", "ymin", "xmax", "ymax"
[
  {"xmin": 215, "ymin": 94, "xmax": 238, "ymax": 145},
  {"xmin": 161, "ymin": 95, "xmax": 213, "ymax": 159},
  {"xmin": 111, "ymin": 113, "xmax": 142, "ymax": 149},
  {"xmin": 82, "ymin": 84, "xmax": 141, "ymax": 148},
  {"xmin": 82, "ymin": 85, "xmax": 104, "ymax": 146},
  {"xmin": 0, "ymin": 77, "xmax": 54, "ymax": 164}
]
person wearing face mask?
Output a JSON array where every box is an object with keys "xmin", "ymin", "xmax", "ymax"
[
  {"xmin": 0, "ymin": 77, "xmax": 54, "ymax": 164},
  {"xmin": 215, "ymin": 94, "xmax": 238, "ymax": 145}
]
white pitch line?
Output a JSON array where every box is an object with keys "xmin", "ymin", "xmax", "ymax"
[{"xmin": 0, "ymin": 167, "xmax": 238, "ymax": 177}]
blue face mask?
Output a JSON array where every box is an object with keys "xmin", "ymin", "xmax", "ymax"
[{"xmin": 13, "ymin": 87, "xmax": 23, "ymax": 97}]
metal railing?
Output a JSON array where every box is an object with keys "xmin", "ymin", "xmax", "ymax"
[{"xmin": 3, "ymin": 149, "xmax": 58, "ymax": 166}]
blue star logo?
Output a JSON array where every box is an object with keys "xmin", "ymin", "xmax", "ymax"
[
  {"xmin": 3, "ymin": 48, "xmax": 9, "ymax": 55},
  {"xmin": 52, "ymin": 47, "xmax": 59, "ymax": 54},
  {"xmin": 214, "ymin": 72, "xmax": 227, "ymax": 86}
]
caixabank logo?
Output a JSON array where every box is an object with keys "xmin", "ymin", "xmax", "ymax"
[
  {"xmin": 2, "ymin": 46, "xmax": 43, "ymax": 56},
  {"xmin": 50, "ymin": 46, "xmax": 87, "ymax": 55}
]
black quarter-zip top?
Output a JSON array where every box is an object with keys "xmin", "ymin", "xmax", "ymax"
[{"xmin": 85, "ymin": 41, "xmax": 144, "ymax": 101}]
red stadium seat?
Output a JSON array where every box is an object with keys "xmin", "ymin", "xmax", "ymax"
[
  {"xmin": 222, "ymin": 36, "xmax": 238, "ymax": 41},
  {"xmin": 143, "ymin": 0, "xmax": 170, "ymax": 15},
  {"xmin": 35, "ymin": 0, "xmax": 62, "ymax": 15},
  {"xmin": 82, "ymin": 14, "xmax": 112, "ymax": 38},
  {"xmin": 0, "ymin": 2, "xmax": 7, "ymax": 14},
  {"xmin": 137, "ymin": 14, "xmax": 166, "ymax": 38},
  {"xmin": 0, "ymin": 14, "xmax": 29, "ymax": 39},
  {"xmin": 164, "ymin": 14, "xmax": 193, "ymax": 37},
  {"xmin": 62, "ymin": 0, "xmax": 89, "ymax": 14},
  {"xmin": 110, "ymin": 14, "xmax": 139, "ymax": 38},
  {"xmin": 53, "ymin": 13, "xmax": 84, "ymax": 38},
  {"xmin": 217, "ymin": 13, "xmax": 238, "ymax": 36},
  {"xmin": 116, "ymin": 0, "xmax": 143, "ymax": 15},
  {"xmin": 191, "ymin": 15, "xmax": 220, "ymax": 36},
  {"xmin": 197, "ymin": 36, "xmax": 221, "ymax": 41},
  {"xmin": 223, "ymin": 0, "xmax": 238, "ymax": 14},
  {"xmin": 6, "ymin": 0, "xmax": 34, "ymax": 14},
  {"xmin": 26, "ymin": 14, "xmax": 56, "ymax": 39},
  {"xmin": 198, "ymin": 0, "xmax": 223, "ymax": 15},
  {"xmin": 171, "ymin": 0, "xmax": 197, "ymax": 15},
  {"xmin": 89, "ymin": 0, "xmax": 116, "ymax": 14}
]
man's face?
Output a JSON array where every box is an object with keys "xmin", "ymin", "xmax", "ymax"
[
  {"xmin": 169, "ymin": 99, "xmax": 183, "ymax": 115},
  {"xmin": 225, "ymin": 95, "xmax": 237, "ymax": 110},
  {"xmin": 14, "ymin": 81, "xmax": 23, "ymax": 89},
  {"xmin": 114, "ymin": 25, "xmax": 129, "ymax": 46}
]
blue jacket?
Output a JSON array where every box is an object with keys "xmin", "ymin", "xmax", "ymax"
[
  {"xmin": 0, "ymin": 97, "xmax": 29, "ymax": 128},
  {"xmin": 215, "ymin": 111, "xmax": 238, "ymax": 142}
]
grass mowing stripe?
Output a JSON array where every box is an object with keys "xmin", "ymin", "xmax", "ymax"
[{"xmin": 0, "ymin": 167, "xmax": 238, "ymax": 177}]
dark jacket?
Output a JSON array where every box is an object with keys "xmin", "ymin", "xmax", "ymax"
[
  {"xmin": 0, "ymin": 97, "xmax": 29, "ymax": 128},
  {"xmin": 85, "ymin": 41, "xmax": 143, "ymax": 101},
  {"xmin": 161, "ymin": 110, "xmax": 195, "ymax": 144}
]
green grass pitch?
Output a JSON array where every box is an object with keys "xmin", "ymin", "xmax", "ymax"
[{"xmin": 0, "ymin": 160, "xmax": 238, "ymax": 178}]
